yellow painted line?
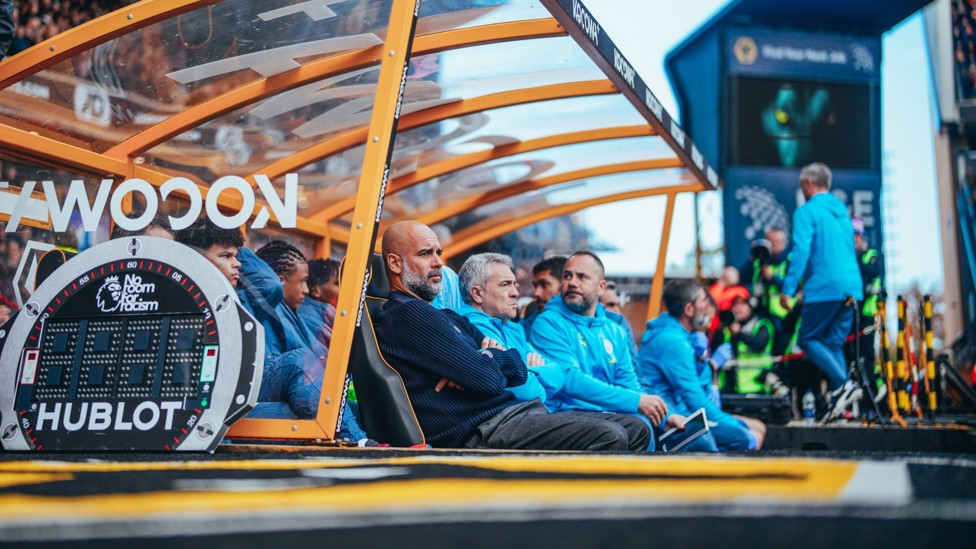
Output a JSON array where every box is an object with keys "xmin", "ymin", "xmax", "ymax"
[
  {"xmin": 0, "ymin": 468, "xmax": 856, "ymax": 522},
  {"xmin": 0, "ymin": 455, "xmax": 861, "ymax": 521},
  {"xmin": 0, "ymin": 454, "xmax": 848, "ymax": 479},
  {"xmin": 0, "ymin": 473, "xmax": 73, "ymax": 489}
]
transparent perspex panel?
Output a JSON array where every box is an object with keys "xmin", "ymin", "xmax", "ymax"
[
  {"xmin": 417, "ymin": 0, "xmax": 549, "ymax": 35},
  {"xmin": 434, "ymin": 167, "xmax": 697, "ymax": 240},
  {"xmin": 320, "ymin": 94, "xmax": 646, "ymax": 224},
  {"xmin": 349, "ymin": 136, "xmax": 678, "ymax": 222},
  {"xmin": 407, "ymin": 36, "xmax": 604, "ymax": 104},
  {"xmin": 0, "ymin": 0, "xmax": 392, "ymax": 149},
  {"xmin": 141, "ymin": 34, "xmax": 605, "ymax": 185}
]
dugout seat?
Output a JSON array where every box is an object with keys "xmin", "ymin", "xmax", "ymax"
[{"xmin": 345, "ymin": 253, "xmax": 425, "ymax": 447}]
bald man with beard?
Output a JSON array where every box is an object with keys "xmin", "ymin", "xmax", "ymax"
[{"xmin": 373, "ymin": 221, "xmax": 648, "ymax": 451}]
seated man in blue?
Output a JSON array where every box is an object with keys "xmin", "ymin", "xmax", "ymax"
[
  {"xmin": 457, "ymin": 252, "xmax": 649, "ymax": 451},
  {"xmin": 638, "ymin": 279, "xmax": 765, "ymax": 452},
  {"xmin": 373, "ymin": 220, "xmax": 639, "ymax": 451},
  {"xmin": 529, "ymin": 251, "xmax": 682, "ymax": 450}
]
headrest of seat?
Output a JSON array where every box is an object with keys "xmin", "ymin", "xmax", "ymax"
[
  {"xmin": 339, "ymin": 253, "xmax": 390, "ymax": 299},
  {"xmin": 366, "ymin": 253, "xmax": 390, "ymax": 298}
]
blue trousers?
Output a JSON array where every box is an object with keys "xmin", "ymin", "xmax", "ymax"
[{"xmin": 798, "ymin": 300, "xmax": 853, "ymax": 390}]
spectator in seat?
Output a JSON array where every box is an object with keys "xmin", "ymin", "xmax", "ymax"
[
  {"xmin": 298, "ymin": 258, "xmax": 340, "ymax": 349},
  {"xmin": 600, "ymin": 280, "xmax": 638, "ymax": 358},
  {"xmin": 520, "ymin": 256, "xmax": 566, "ymax": 338}
]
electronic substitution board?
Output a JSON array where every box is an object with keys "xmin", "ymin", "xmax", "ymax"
[{"xmin": 0, "ymin": 237, "xmax": 263, "ymax": 452}]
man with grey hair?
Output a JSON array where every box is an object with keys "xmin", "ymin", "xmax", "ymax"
[
  {"xmin": 780, "ymin": 162, "xmax": 863, "ymax": 393},
  {"xmin": 458, "ymin": 252, "xmax": 651, "ymax": 451}
]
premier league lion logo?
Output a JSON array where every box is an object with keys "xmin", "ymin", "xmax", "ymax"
[{"xmin": 96, "ymin": 275, "xmax": 123, "ymax": 313}]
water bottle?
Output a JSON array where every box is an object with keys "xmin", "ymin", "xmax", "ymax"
[{"xmin": 802, "ymin": 389, "xmax": 816, "ymax": 425}]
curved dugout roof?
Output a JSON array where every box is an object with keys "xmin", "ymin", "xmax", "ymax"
[
  {"xmin": 0, "ymin": 0, "xmax": 716, "ymax": 251},
  {"xmin": 0, "ymin": 0, "xmax": 717, "ymax": 441}
]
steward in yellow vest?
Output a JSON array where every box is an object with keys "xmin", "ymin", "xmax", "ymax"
[
  {"xmin": 725, "ymin": 296, "xmax": 774, "ymax": 394},
  {"xmin": 852, "ymin": 217, "xmax": 884, "ymax": 388}
]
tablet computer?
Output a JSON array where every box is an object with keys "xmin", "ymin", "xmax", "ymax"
[{"xmin": 659, "ymin": 408, "xmax": 709, "ymax": 452}]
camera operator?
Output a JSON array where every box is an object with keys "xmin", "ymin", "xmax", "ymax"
[{"xmin": 741, "ymin": 227, "xmax": 796, "ymax": 355}]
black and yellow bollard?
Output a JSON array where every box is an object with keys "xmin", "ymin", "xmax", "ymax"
[
  {"xmin": 878, "ymin": 299, "xmax": 906, "ymax": 426},
  {"xmin": 896, "ymin": 295, "xmax": 910, "ymax": 412},
  {"xmin": 923, "ymin": 295, "xmax": 937, "ymax": 413}
]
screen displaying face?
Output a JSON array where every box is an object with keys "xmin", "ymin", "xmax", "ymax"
[{"xmin": 731, "ymin": 76, "xmax": 874, "ymax": 170}]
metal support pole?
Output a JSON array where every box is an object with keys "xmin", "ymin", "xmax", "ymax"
[
  {"xmin": 314, "ymin": 0, "xmax": 420, "ymax": 441},
  {"xmin": 646, "ymin": 192, "xmax": 676, "ymax": 322},
  {"xmin": 226, "ymin": 0, "xmax": 420, "ymax": 441}
]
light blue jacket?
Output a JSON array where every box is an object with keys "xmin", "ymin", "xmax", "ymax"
[
  {"xmin": 606, "ymin": 310, "xmax": 639, "ymax": 358},
  {"xmin": 782, "ymin": 192, "xmax": 863, "ymax": 303},
  {"xmin": 237, "ymin": 248, "xmax": 366, "ymax": 440},
  {"xmin": 458, "ymin": 303, "xmax": 565, "ymax": 408},
  {"xmin": 638, "ymin": 313, "xmax": 739, "ymax": 430},
  {"xmin": 432, "ymin": 266, "xmax": 463, "ymax": 312},
  {"xmin": 529, "ymin": 295, "xmax": 642, "ymax": 414}
]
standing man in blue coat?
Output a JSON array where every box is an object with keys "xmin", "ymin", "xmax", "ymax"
[
  {"xmin": 530, "ymin": 251, "xmax": 680, "ymax": 448},
  {"xmin": 780, "ymin": 162, "xmax": 863, "ymax": 390}
]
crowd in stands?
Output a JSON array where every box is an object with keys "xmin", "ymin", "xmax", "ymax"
[
  {"xmin": 953, "ymin": 0, "xmax": 976, "ymax": 100},
  {"xmin": 1, "ymin": 0, "xmax": 128, "ymax": 58}
]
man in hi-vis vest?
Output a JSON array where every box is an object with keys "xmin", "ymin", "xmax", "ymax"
[
  {"xmin": 725, "ymin": 295, "xmax": 774, "ymax": 395},
  {"xmin": 850, "ymin": 216, "xmax": 884, "ymax": 391}
]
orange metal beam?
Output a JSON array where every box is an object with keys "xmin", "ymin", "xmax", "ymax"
[
  {"xmin": 442, "ymin": 182, "xmax": 706, "ymax": 258},
  {"xmin": 0, "ymin": 123, "xmax": 132, "ymax": 177},
  {"xmin": 100, "ymin": 18, "xmax": 564, "ymax": 161},
  {"xmin": 228, "ymin": 0, "xmax": 422, "ymax": 442},
  {"xmin": 0, "ymin": 0, "xmax": 221, "ymax": 90},
  {"xmin": 211, "ymin": 418, "xmax": 328, "ymax": 442},
  {"xmin": 317, "ymin": 124, "xmax": 654, "ymax": 221},
  {"xmin": 646, "ymin": 192, "xmax": 678, "ymax": 321},
  {"xmin": 415, "ymin": 157, "xmax": 684, "ymax": 227}
]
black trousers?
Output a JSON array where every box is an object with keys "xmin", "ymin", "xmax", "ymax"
[{"xmin": 464, "ymin": 400, "xmax": 649, "ymax": 452}]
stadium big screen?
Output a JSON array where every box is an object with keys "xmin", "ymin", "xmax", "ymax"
[
  {"xmin": 722, "ymin": 27, "xmax": 883, "ymax": 267},
  {"xmin": 730, "ymin": 77, "xmax": 874, "ymax": 170}
]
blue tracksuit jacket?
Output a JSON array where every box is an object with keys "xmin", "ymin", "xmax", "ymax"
[
  {"xmin": 529, "ymin": 295, "xmax": 642, "ymax": 414},
  {"xmin": 782, "ymin": 192, "xmax": 863, "ymax": 303},
  {"xmin": 458, "ymin": 303, "xmax": 565, "ymax": 407}
]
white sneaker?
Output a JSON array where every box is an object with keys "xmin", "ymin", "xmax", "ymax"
[{"xmin": 822, "ymin": 381, "xmax": 863, "ymax": 423}]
